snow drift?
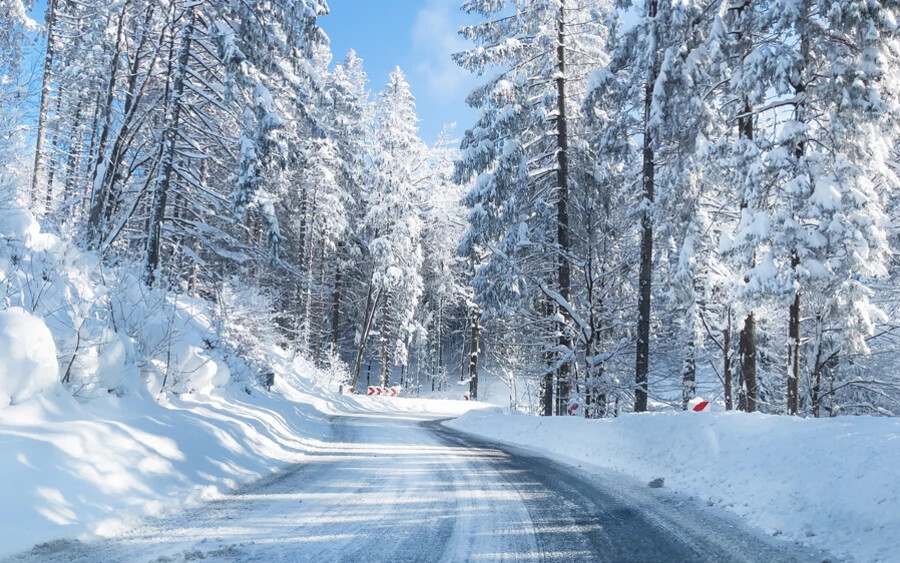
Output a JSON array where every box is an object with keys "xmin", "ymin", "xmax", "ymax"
[
  {"xmin": 0, "ymin": 307, "xmax": 58, "ymax": 407},
  {"xmin": 448, "ymin": 409, "xmax": 900, "ymax": 562}
]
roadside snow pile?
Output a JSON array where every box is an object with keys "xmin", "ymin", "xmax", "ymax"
[
  {"xmin": 0, "ymin": 307, "xmax": 58, "ymax": 407},
  {"xmin": 0, "ymin": 201, "xmax": 342, "ymax": 556},
  {"xmin": 0, "ymin": 365, "xmax": 338, "ymax": 558},
  {"xmin": 448, "ymin": 409, "xmax": 900, "ymax": 562}
]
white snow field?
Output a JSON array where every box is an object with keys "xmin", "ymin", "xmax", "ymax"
[
  {"xmin": 449, "ymin": 406, "xmax": 900, "ymax": 562},
  {"xmin": 2, "ymin": 401, "xmax": 827, "ymax": 563}
]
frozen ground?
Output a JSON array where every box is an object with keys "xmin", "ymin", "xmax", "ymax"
[
  {"xmin": 2, "ymin": 406, "xmax": 823, "ymax": 563},
  {"xmin": 449, "ymin": 407, "xmax": 900, "ymax": 562}
]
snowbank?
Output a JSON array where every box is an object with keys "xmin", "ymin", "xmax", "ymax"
[
  {"xmin": 448, "ymin": 409, "xmax": 900, "ymax": 562},
  {"xmin": 0, "ymin": 307, "xmax": 59, "ymax": 407},
  {"xmin": 0, "ymin": 202, "xmax": 341, "ymax": 556},
  {"xmin": 0, "ymin": 357, "xmax": 342, "ymax": 557}
]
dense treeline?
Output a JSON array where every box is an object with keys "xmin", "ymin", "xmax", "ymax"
[
  {"xmin": 455, "ymin": 0, "xmax": 900, "ymax": 417},
  {"xmin": 3, "ymin": 0, "xmax": 899, "ymax": 416},
  {"xmin": 5, "ymin": 0, "xmax": 474, "ymax": 397}
]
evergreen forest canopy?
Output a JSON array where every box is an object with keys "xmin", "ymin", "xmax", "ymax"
[{"xmin": 2, "ymin": 0, "xmax": 900, "ymax": 417}]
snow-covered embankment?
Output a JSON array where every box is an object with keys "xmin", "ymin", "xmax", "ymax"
[{"xmin": 448, "ymin": 408, "xmax": 900, "ymax": 561}]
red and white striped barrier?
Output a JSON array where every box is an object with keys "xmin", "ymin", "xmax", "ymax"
[{"xmin": 367, "ymin": 386, "xmax": 399, "ymax": 397}]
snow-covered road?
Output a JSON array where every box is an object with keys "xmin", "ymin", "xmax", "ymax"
[{"xmin": 3, "ymin": 412, "xmax": 822, "ymax": 562}]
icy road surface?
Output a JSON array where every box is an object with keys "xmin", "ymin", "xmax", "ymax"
[{"xmin": 4, "ymin": 412, "xmax": 822, "ymax": 563}]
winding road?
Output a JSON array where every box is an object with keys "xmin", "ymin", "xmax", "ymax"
[{"xmin": 4, "ymin": 412, "xmax": 823, "ymax": 562}]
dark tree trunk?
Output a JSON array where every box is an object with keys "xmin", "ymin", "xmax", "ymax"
[
  {"xmin": 739, "ymin": 313, "xmax": 757, "ymax": 412},
  {"xmin": 469, "ymin": 307, "xmax": 480, "ymax": 400},
  {"xmin": 788, "ymin": 253, "xmax": 801, "ymax": 415},
  {"xmin": 811, "ymin": 316, "xmax": 824, "ymax": 418},
  {"xmin": 379, "ymin": 296, "xmax": 391, "ymax": 388},
  {"xmin": 331, "ymin": 244, "xmax": 343, "ymax": 350},
  {"xmin": 349, "ymin": 280, "xmax": 380, "ymax": 392},
  {"xmin": 723, "ymin": 311, "xmax": 733, "ymax": 410},
  {"xmin": 682, "ymin": 343, "xmax": 696, "ymax": 411},
  {"xmin": 44, "ymin": 94, "xmax": 64, "ymax": 210},
  {"xmin": 143, "ymin": 6, "xmax": 193, "ymax": 286},
  {"xmin": 62, "ymin": 98, "xmax": 85, "ymax": 210},
  {"xmin": 87, "ymin": 4, "xmax": 129, "ymax": 247},
  {"xmin": 554, "ymin": 0, "xmax": 574, "ymax": 416},
  {"xmin": 736, "ymin": 0, "xmax": 758, "ymax": 413},
  {"xmin": 437, "ymin": 297, "xmax": 444, "ymax": 385},
  {"xmin": 787, "ymin": 2, "xmax": 809, "ymax": 416},
  {"xmin": 31, "ymin": 0, "xmax": 59, "ymax": 203},
  {"xmin": 540, "ymin": 298, "xmax": 554, "ymax": 416},
  {"xmin": 97, "ymin": 3, "xmax": 157, "ymax": 231},
  {"xmin": 635, "ymin": 0, "xmax": 660, "ymax": 413}
]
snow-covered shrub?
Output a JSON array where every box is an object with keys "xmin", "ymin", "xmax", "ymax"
[
  {"xmin": 321, "ymin": 345, "xmax": 351, "ymax": 392},
  {"xmin": 212, "ymin": 278, "xmax": 278, "ymax": 366}
]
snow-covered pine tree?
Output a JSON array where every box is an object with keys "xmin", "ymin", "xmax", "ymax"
[
  {"xmin": 456, "ymin": 0, "xmax": 610, "ymax": 415},
  {"xmin": 348, "ymin": 68, "xmax": 426, "ymax": 390},
  {"xmin": 584, "ymin": 0, "xmax": 727, "ymax": 412},
  {"xmin": 761, "ymin": 0, "xmax": 900, "ymax": 415}
]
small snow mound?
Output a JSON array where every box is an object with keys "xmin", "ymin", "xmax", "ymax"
[
  {"xmin": 0, "ymin": 205, "xmax": 40, "ymax": 241},
  {"xmin": 0, "ymin": 307, "xmax": 59, "ymax": 407}
]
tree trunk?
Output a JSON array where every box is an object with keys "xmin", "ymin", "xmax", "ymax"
[
  {"xmin": 87, "ymin": 3, "xmax": 129, "ymax": 247},
  {"xmin": 723, "ymin": 310, "xmax": 733, "ymax": 410},
  {"xmin": 682, "ymin": 341, "xmax": 696, "ymax": 410},
  {"xmin": 738, "ymin": 312, "xmax": 757, "ymax": 412},
  {"xmin": 331, "ymin": 246, "xmax": 342, "ymax": 350},
  {"xmin": 62, "ymin": 98, "xmax": 85, "ymax": 212},
  {"xmin": 314, "ymin": 240, "xmax": 328, "ymax": 366},
  {"xmin": 379, "ymin": 295, "xmax": 391, "ymax": 388},
  {"xmin": 297, "ymin": 184, "xmax": 310, "ymax": 352},
  {"xmin": 31, "ymin": 0, "xmax": 59, "ymax": 204},
  {"xmin": 437, "ymin": 296, "xmax": 444, "ymax": 385},
  {"xmin": 736, "ymin": 0, "xmax": 758, "ymax": 414},
  {"xmin": 554, "ymin": 0, "xmax": 574, "ymax": 416},
  {"xmin": 811, "ymin": 315, "xmax": 824, "ymax": 418},
  {"xmin": 97, "ymin": 3, "xmax": 157, "ymax": 231},
  {"xmin": 44, "ymin": 94, "xmax": 64, "ymax": 211},
  {"xmin": 635, "ymin": 0, "xmax": 660, "ymax": 413},
  {"xmin": 143, "ymin": 6, "xmax": 193, "ymax": 286},
  {"xmin": 788, "ymin": 253, "xmax": 802, "ymax": 415},
  {"xmin": 788, "ymin": 2, "xmax": 809, "ymax": 416},
  {"xmin": 349, "ymin": 279, "xmax": 380, "ymax": 392},
  {"xmin": 540, "ymin": 298, "xmax": 554, "ymax": 416},
  {"xmin": 469, "ymin": 308, "xmax": 480, "ymax": 400}
]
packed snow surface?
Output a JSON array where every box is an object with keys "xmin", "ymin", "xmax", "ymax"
[
  {"xmin": 2, "ymin": 406, "xmax": 817, "ymax": 563},
  {"xmin": 0, "ymin": 377, "xmax": 480, "ymax": 559},
  {"xmin": 448, "ymin": 408, "xmax": 900, "ymax": 562}
]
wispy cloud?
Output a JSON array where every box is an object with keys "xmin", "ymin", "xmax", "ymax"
[{"xmin": 411, "ymin": 0, "xmax": 476, "ymax": 107}]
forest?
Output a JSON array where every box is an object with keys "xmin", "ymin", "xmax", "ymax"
[{"xmin": 2, "ymin": 0, "xmax": 899, "ymax": 419}]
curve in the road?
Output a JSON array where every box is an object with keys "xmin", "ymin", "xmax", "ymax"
[{"xmin": 2, "ymin": 414, "xmax": 825, "ymax": 563}]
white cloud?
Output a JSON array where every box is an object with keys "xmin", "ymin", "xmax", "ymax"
[{"xmin": 410, "ymin": 0, "xmax": 477, "ymax": 107}]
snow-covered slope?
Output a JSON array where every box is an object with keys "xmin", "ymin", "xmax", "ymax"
[
  {"xmin": 0, "ymin": 202, "xmax": 312, "ymax": 555},
  {"xmin": 0, "ymin": 201, "xmax": 486, "ymax": 558},
  {"xmin": 0, "ymin": 372, "xmax": 327, "ymax": 557},
  {"xmin": 448, "ymin": 409, "xmax": 900, "ymax": 562}
]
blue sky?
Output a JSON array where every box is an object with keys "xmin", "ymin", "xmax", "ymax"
[{"xmin": 322, "ymin": 0, "xmax": 480, "ymax": 144}]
